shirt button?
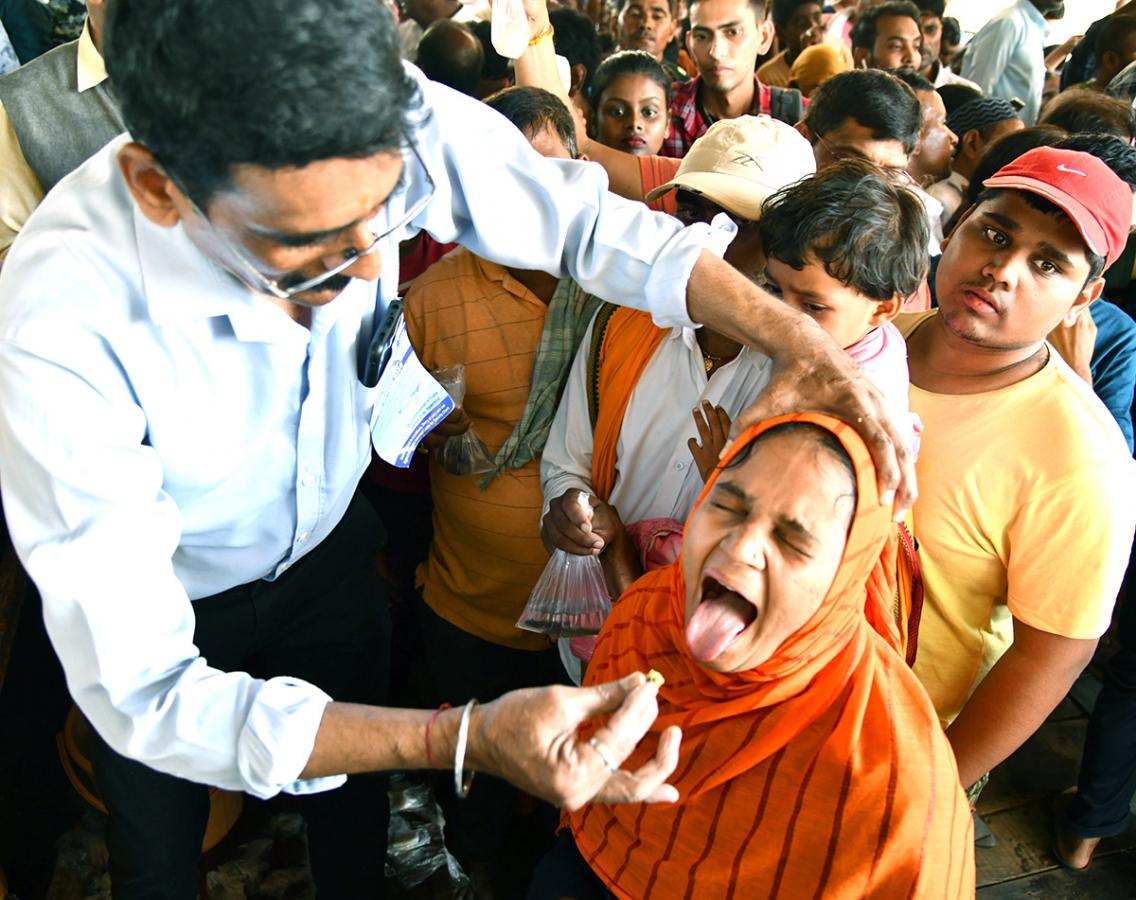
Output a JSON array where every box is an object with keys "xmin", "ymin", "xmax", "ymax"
[
  {"xmin": 301, "ymin": 474, "xmax": 316, "ymax": 487},
  {"xmin": 297, "ymin": 531, "xmax": 310, "ymax": 544},
  {"xmin": 676, "ymin": 461, "xmax": 685, "ymax": 471}
]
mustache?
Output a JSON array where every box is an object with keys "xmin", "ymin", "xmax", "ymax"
[{"xmin": 278, "ymin": 272, "xmax": 354, "ymax": 294}]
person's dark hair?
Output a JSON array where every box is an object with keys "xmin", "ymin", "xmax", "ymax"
[
  {"xmin": 104, "ymin": 0, "xmax": 419, "ymax": 206},
  {"xmin": 759, "ymin": 159, "xmax": 929, "ymax": 301},
  {"xmin": 975, "ymin": 188, "xmax": 1107, "ymax": 281},
  {"xmin": 771, "ymin": 0, "xmax": 814, "ymax": 28},
  {"xmin": 956, "ymin": 125, "xmax": 1065, "ymax": 213},
  {"xmin": 589, "ymin": 49, "xmax": 672, "ymax": 107},
  {"xmin": 1054, "ymin": 133, "xmax": 1136, "ymax": 189},
  {"xmin": 416, "ymin": 20, "xmax": 484, "ymax": 97},
  {"xmin": 1039, "ymin": 89, "xmax": 1136, "ymax": 142},
  {"xmin": 936, "ymin": 83, "xmax": 981, "ymax": 115},
  {"xmin": 804, "ymin": 70, "xmax": 922, "ymax": 153},
  {"xmin": 550, "ymin": 8, "xmax": 602, "ymax": 95},
  {"xmin": 724, "ymin": 422, "xmax": 858, "ymax": 526},
  {"xmin": 914, "ymin": 0, "xmax": 945, "ymax": 19},
  {"xmin": 941, "ymin": 15, "xmax": 960, "ymax": 47},
  {"xmin": 470, "ymin": 19, "xmax": 511, "ymax": 83},
  {"xmin": 851, "ymin": 1, "xmax": 921, "ymax": 51},
  {"xmin": 690, "ymin": 0, "xmax": 767, "ymax": 20},
  {"xmin": 1095, "ymin": 14, "xmax": 1136, "ymax": 63},
  {"xmin": 890, "ymin": 66, "xmax": 934, "ymax": 94},
  {"xmin": 484, "ymin": 86, "xmax": 579, "ymax": 158}
]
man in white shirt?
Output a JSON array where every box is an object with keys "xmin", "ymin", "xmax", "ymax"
[
  {"xmin": 0, "ymin": 0, "xmax": 916, "ymax": 893},
  {"xmin": 961, "ymin": 0, "xmax": 1060, "ymax": 125}
]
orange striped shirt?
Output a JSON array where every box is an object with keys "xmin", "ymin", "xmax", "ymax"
[{"xmin": 404, "ymin": 248, "xmax": 552, "ymax": 651}]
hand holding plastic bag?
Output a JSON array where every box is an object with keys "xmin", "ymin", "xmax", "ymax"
[
  {"xmin": 518, "ymin": 493, "xmax": 612, "ymax": 637},
  {"xmin": 432, "ymin": 364, "xmax": 496, "ymax": 476}
]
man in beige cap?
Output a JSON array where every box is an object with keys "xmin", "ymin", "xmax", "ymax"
[{"xmin": 539, "ymin": 115, "xmax": 815, "ymax": 682}]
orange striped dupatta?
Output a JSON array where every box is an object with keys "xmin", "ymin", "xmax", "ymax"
[{"xmin": 569, "ymin": 413, "xmax": 974, "ymax": 900}]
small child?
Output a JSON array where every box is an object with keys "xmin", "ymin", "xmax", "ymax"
[{"xmin": 690, "ymin": 159, "xmax": 928, "ymax": 478}]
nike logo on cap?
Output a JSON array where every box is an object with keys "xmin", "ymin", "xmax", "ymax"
[{"xmin": 1056, "ymin": 163, "xmax": 1087, "ymax": 176}]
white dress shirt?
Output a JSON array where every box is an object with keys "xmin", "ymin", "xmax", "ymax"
[
  {"xmin": 0, "ymin": 64, "xmax": 717, "ymax": 799},
  {"xmin": 961, "ymin": 0, "xmax": 1048, "ymax": 125},
  {"xmin": 541, "ymin": 316, "xmax": 772, "ymax": 524}
]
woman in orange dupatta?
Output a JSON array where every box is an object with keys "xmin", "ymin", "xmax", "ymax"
[{"xmin": 534, "ymin": 412, "xmax": 973, "ymax": 899}]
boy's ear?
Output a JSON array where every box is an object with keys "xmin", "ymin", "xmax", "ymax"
[
  {"xmin": 868, "ymin": 292, "xmax": 905, "ymax": 326},
  {"xmin": 1062, "ymin": 276, "xmax": 1104, "ymax": 327},
  {"xmin": 961, "ymin": 129, "xmax": 982, "ymax": 161},
  {"xmin": 852, "ymin": 46, "xmax": 869, "ymax": 69}
]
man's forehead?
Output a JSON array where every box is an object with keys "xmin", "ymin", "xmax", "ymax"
[
  {"xmin": 629, "ymin": 0, "xmax": 672, "ymax": 13},
  {"xmin": 691, "ymin": 0, "xmax": 757, "ymax": 26},
  {"xmin": 878, "ymin": 14, "xmax": 920, "ymax": 37}
]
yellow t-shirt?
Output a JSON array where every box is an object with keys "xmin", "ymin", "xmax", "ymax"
[
  {"xmin": 900, "ymin": 312, "xmax": 1136, "ymax": 727},
  {"xmin": 404, "ymin": 248, "xmax": 552, "ymax": 651}
]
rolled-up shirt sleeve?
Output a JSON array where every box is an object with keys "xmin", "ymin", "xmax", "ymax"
[
  {"xmin": 0, "ymin": 243, "xmax": 342, "ymax": 800},
  {"xmin": 406, "ymin": 66, "xmax": 730, "ymax": 331}
]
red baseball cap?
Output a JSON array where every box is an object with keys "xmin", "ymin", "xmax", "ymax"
[{"xmin": 982, "ymin": 147, "xmax": 1132, "ymax": 271}]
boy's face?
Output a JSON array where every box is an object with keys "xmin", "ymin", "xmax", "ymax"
[
  {"xmin": 687, "ymin": 0, "xmax": 773, "ymax": 95},
  {"xmin": 763, "ymin": 253, "xmax": 898, "ymax": 349},
  {"xmin": 936, "ymin": 191, "xmax": 1102, "ymax": 351}
]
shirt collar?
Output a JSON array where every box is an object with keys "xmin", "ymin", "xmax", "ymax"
[
  {"xmin": 1018, "ymin": 0, "xmax": 1047, "ymax": 30},
  {"xmin": 134, "ymin": 197, "xmax": 320, "ymax": 344},
  {"xmin": 76, "ymin": 19, "xmax": 107, "ymax": 93}
]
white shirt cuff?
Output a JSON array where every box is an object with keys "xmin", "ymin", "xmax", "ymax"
[
  {"xmin": 237, "ymin": 676, "xmax": 346, "ymax": 799},
  {"xmin": 645, "ymin": 214, "xmax": 738, "ymax": 330}
]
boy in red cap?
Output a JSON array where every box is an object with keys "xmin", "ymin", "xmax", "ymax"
[{"xmin": 900, "ymin": 147, "xmax": 1136, "ymax": 820}]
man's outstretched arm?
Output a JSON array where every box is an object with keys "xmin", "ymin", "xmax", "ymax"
[{"xmin": 304, "ymin": 673, "xmax": 682, "ymax": 811}]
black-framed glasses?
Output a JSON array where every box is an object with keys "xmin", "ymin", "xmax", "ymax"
[{"xmin": 169, "ymin": 138, "xmax": 436, "ymax": 300}]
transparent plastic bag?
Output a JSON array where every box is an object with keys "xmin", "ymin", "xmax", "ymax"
[
  {"xmin": 491, "ymin": 0, "xmax": 530, "ymax": 59},
  {"xmin": 432, "ymin": 364, "xmax": 496, "ymax": 476},
  {"xmin": 517, "ymin": 493, "xmax": 612, "ymax": 637}
]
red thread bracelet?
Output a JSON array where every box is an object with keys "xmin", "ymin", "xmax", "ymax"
[{"xmin": 425, "ymin": 702, "xmax": 451, "ymax": 769}]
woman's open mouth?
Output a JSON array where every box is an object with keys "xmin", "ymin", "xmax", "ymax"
[{"xmin": 685, "ymin": 573, "xmax": 757, "ymax": 662}]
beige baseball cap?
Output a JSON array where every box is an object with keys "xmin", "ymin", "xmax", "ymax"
[{"xmin": 645, "ymin": 115, "xmax": 816, "ymax": 221}]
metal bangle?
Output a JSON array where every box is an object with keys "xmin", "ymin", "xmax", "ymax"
[{"xmin": 454, "ymin": 698, "xmax": 478, "ymax": 798}]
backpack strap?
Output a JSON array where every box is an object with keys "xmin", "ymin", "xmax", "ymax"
[{"xmin": 769, "ymin": 85, "xmax": 804, "ymax": 126}]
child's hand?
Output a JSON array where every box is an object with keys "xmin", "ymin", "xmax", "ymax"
[{"xmin": 687, "ymin": 402, "xmax": 732, "ymax": 482}]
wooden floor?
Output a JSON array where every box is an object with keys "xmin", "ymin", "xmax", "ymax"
[{"xmin": 975, "ymin": 673, "xmax": 1136, "ymax": 898}]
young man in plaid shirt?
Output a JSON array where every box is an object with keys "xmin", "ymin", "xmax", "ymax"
[{"xmin": 662, "ymin": 0, "xmax": 803, "ymax": 157}]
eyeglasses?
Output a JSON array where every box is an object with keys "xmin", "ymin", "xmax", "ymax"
[
  {"xmin": 814, "ymin": 133, "xmax": 908, "ymax": 175},
  {"xmin": 169, "ymin": 138, "xmax": 436, "ymax": 301}
]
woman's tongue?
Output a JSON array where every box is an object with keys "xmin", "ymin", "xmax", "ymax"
[{"xmin": 686, "ymin": 580, "xmax": 757, "ymax": 662}]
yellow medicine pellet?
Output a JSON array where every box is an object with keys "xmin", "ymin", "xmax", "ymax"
[{"xmin": 646, "ymin": 669, "xmax": 665, "ymax": 687}]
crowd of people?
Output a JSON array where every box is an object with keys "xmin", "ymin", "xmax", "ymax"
[{"xmin": 0, "ymin": 0, "xmax": 1134, "ymax": 898}]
